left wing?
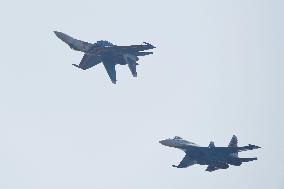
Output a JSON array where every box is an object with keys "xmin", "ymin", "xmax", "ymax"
[
  {"xmin": 72, "ymin": 54, "xmax": 101, "ymax": 70},
  {"xmin": 172, "ymin": 154, "xmax": 196, "ymax": 168}
]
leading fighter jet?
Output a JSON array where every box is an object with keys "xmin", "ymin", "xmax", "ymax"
[
  {"xmin": 159, "ymin": 135, "xmax": 260, "ymax": 172},
  {"xmin": 54, "ymin": 31, "xmax": 155, "ymax": 84}
]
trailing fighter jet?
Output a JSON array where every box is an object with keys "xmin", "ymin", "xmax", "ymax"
[
  {"xmin": 54, "ymin": 31, "xmax": 155, "ymax": 84},
  {"xmin": 159, "ymin": 135, "xmax": 260, "ymax": 172}
]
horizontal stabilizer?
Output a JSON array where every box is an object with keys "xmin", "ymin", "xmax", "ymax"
[
  {"xmin": 134, "ymin": 51, "xmax": 153, "ymax": 56},
  {"xmin": 238, "ymin": 144, "xmax": 261, "ymax": 152},
  {"xmin": 239, "ymin": 157, "xmax": 257, "ymax": 162}
]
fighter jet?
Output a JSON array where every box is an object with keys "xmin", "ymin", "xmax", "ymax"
[
  {"xmin": 54, "ymin": 31, "xmax": 155, "ymax": 84},
  {"xmin": 159, "ymin": 135, "xmax": 260, "ymax": 172}
]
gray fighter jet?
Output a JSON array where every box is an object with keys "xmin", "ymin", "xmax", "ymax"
[
  {"xmin": 54, "ymin": 31, "xmax": 155, "ymax": 84},
  {"xmin": 159, "ymin": 135, "xmax": 260, "ymax": 172}
]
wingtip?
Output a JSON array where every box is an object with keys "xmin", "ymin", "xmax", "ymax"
[
  {"xmin": 72, "ymin": 64, "xmax": 79, "ymax": 68},
  {"xmin": 72, "ymin": 64, "xmax": 86, "ymax": 70}
]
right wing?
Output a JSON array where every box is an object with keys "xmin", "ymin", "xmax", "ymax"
[
  {"xmin": 73, "ymin": 54, "xmax": 101, "ymax": 70},
  {"xmin": 172, "ymin": 154, "xmax": 196, "ymax": 168}
]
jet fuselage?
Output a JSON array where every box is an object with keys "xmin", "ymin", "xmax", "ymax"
[
  {"xmin": 54, "ymin": 31, "xmax": 155, "ymax": 83},
  {"xmin": 159, "ymin": 136, "xmax": 260, "ymax": 171}
]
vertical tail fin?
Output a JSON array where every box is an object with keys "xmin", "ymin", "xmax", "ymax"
[
  {"xmin": 228, "ymin": 135, "xmax": 238, "ymax": 157},
  {"xmin": 208, "ymin": 141, "xmax": 215, "ymax": 148},
  {"xmin": 228, "ymin": 135, "xmax": 238, "ymax": 148},
  {"xmin": 123, "ymin": 54, "xmax": 138, "ymax": 77}
]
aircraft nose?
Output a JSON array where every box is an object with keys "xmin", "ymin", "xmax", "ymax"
[
  {"xmin": 159, "ymin": 140, "xmax": 167, "ymax": 146},
  {"xmin": 54, "ymin": 31, "xmax": 64, "ymax": 40},
  {"xmin": 54, "ymin": 31, "xmax": 62, "ymax": 38}
]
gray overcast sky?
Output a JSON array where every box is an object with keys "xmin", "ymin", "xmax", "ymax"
[{"xmin": 0, "ymin": 0, "xmax": 283, "ymax": 189}]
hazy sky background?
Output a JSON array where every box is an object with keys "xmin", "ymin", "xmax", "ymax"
[{"xmin": 0, "ymin": 0, "xmax": 283, "ymax": 189}]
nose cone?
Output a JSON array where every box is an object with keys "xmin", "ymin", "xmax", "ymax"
[
  {"xmin": 54, "ymin": 31, "xmax": 64, "ymax": 39},
  {"xmin": 159, "ymin": 139, "xmax": 168, "ymax": 146}
]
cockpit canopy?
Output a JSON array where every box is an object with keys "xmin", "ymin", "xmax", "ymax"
[
  {"xmin": 173, "ymin": 136, "xmax": 182, "ymax": 140},
  {"xmin": 95, "ymin": 40, "xmax": 114, "ymax": 47}
]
